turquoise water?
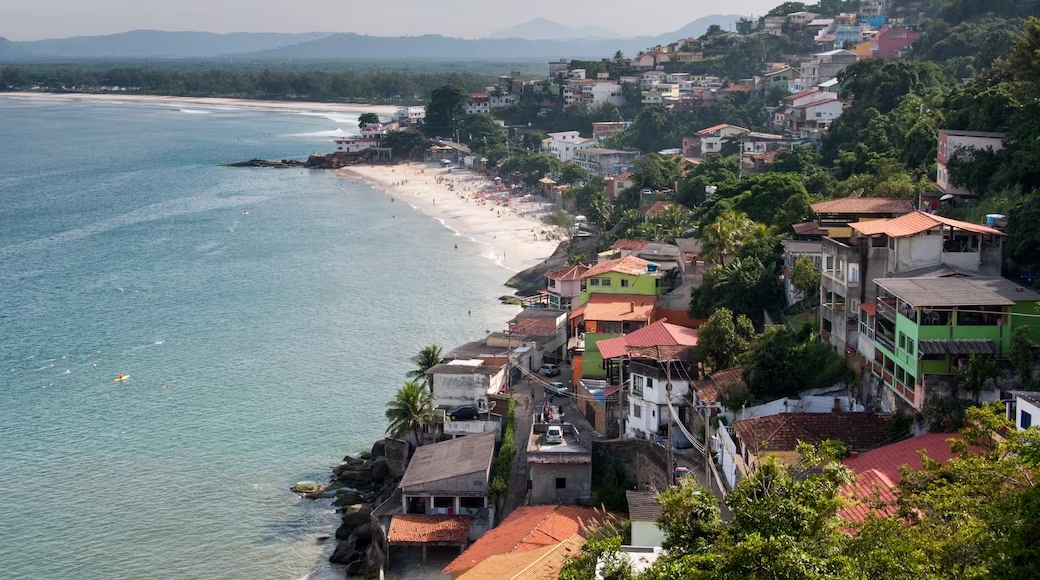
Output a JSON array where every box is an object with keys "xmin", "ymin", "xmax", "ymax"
[{"xmin": 0, "ymin": 97, "xmax": 520, "ymax": 579}]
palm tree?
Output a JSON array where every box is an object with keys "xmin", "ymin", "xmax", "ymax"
[
  {"xmin": 385, "ymin": 380, "xmax": 435, "ymax": 445},
  {"xmin": 406, "ymin": 344, "xmax": 442, "ymax": 392},
  {"xmin": 699, "ymin": 210, "xmax": 752, "ymax": 266}
]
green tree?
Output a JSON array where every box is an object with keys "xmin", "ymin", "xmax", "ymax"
[
  {"xmin": 519, "ymin": 153, "xmax": 563, "ymax": 186},
  {"xmin": 690, "ymin": 257, "xmax": 783, "ymax": 320},
  {"xmin": 954, "ymin": 353, "xmax": 1000, "ymax": 402},
  {"xmin": 1011, "ymin": 326, "xmax": 1036, "ymax": 388},
  {"xmin": 697, "ymin": 307, "xmax": 756, "ymax": 370},
  {"xmin": 382, "ymin": 130, "xmax": 428, "ymax": 160},
  {"xmin": 632, "ymin": 153, "xmax": 683, "ymax": 191},
  {"xmin": 357, "ymin": 112, "xmax": 380, "ymax": 127},
  {"xmin": 790, "ymin": 254, "xmax": 822, "ymax": 305},
  {"xmin": 424, "ymin": 84, "xmax": 469, "ymax": 137},
  {"xmin": 405, "ymin": 344, "xmax": 442, "ymax": 392},
  {"xmin": 384, "ymin": 380, "xmax": 435, "ymax": 445},
  {"xmin": 560, "ymin": 164, "xmax": 589, "ymax": 185},
  {"xmin": 698, "ymin": 209, "xmax": 753, "ymax": 266}
]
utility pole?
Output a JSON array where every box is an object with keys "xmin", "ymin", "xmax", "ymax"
[{"xmin": 666, "ymin": 359, "xmax": 673, "ymax": 483}]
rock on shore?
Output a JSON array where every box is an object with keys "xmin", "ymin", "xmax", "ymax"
[{"xmin": 223, "ymin": 150, "xmax": 394, "ymax": 170}]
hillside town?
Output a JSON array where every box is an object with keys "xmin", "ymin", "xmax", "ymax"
[{"xmin": 300, "ymin": 1, "xmax": 1040, "ymax": 578}]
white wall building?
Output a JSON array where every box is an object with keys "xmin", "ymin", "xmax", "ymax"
[
  {"xmin": 393, "ymin": 106, "xmax": 426, "ymax": 124},
  {"xmin": 333, "ymin": 123, "xmax": 390, "ymax": 153},
  {"xmin": 1009, "ymin": 392, "xmax": 1040, "ymax": 431},
  {"xmin": 547, "ymin": 131, "xmax": 595, "ymax": 163}
]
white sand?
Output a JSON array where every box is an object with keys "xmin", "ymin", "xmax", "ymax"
[
  {"xmin": 0, "ymin": 92, "xmax": 399, "ymax": 116},
  {"xmin": 340, "ymin": 162, "xmax": 560, "ymax": 272}
]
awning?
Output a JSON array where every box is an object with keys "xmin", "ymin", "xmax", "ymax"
[
  {"xmin": 859, "ymin": 303, "xmax": 876, "ymax": 316},
  {"xmin": 917, "ymin": 339, "xmax": 998, "ymax": 356},
  {"xmin": 568, "ymin": 304, "xmax": 587, "ymax": 320}
]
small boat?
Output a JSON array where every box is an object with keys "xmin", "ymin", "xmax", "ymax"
[
  {"xmin": 114, "ymin": 374, "xmax": 130, "ymax": 382},
  {"xmin": 242, "ymin": 211, "xmax": 249, "ymax": 215}
]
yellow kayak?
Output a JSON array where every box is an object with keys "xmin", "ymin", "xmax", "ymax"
[{"xmin": 114, "ymin": 375, "xmax": 130, "ymax": 382}]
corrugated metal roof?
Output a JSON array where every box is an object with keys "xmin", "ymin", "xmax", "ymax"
[
  {"xmin": 875, "ymin": 276, "xmax": 1040, "ymax": 307},
  {"xmin": 399, "ymin": 432, "xmax": 495, "ymax": 490},
  {"xmin": 918, "ymin": 339, "xmax": 998, "ymax": 355},
  {"xmin": 625, "ymin": 491, "xmax": 661, "ymax": 521},
  {"xmin": 850, "ymin": 211, "xmax": 1006, "ymax": 238}
]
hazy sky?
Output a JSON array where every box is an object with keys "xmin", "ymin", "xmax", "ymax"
[{"xmin": 2, "ymin": 0, "xmax": 785, "ymax": 41}]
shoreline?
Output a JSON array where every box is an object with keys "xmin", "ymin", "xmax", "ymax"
[
  {"xmin": 339, "ymin": 162, "xmax": 561, "ymax": 273},
  {"xmin": 0, "ymin": 91, "xmax": 400, "ymax": 115}
]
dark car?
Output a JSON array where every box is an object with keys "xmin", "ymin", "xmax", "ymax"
[{"xmin": 448, "ymin": 405, "xmax": 480, "ymax": 421}]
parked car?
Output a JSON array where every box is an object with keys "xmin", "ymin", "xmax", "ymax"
[
  {"xmin": 672, "ymin": 425, "xmax": 694, "ymax": 450},
  {"xmin": 448, "ymin": 405, "xmax": 479, "ymax": 421},
  {"xmin": 545, "ymin": 425, "xmax": 564, "ymax": 445},
  {"xmin": 545, "ymin": 381, "xmax": 571, "ymax": 397},
  {"xmin": 539, "ymin": 363, "xmax": 561, "ymax": 377},
  {"xmin": 673, "ymin": 466, "xmax": 691, "ymax": 486}
]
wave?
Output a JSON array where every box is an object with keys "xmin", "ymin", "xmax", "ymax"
[
  {"xmin": 287, "ymin": 129, "xmax": 352, "ymax": 138},
  {"xmin": 295, "ymin": 111, "xmax": 359, "ymax": 125},
  {"xmin": 179, "ymin": 108, "xmax": 212, "ymax": 115}
]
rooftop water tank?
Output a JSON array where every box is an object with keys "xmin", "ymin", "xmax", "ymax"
[{"xmin": 647, "ymin": 263, "xmax": 659, "ymax": 272}]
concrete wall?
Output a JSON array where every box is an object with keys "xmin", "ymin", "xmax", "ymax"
[
  {"xmin": 893, "ymin": 234, "xmax": 942, "ymax": 273},
  {"xmin": 592, "ymin": 439, "xmax": 670, "ymax": 492},
  {"xmin": 529, "ymin": 462, "xmax": 592, "ymax": 504},
  {"xmin": 402, "ymin": 469, "xmax": 490, "ymax": 495},
  {"xmin": 433, "ymin": 373, "xmax": 492, "ymax": 408}
]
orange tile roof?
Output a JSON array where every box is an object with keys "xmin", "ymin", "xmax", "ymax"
[
  {"xmin": 792, "ymin": 221, "xmax": 827, "ymax": 236},
  {"xmin": 839, "ymin": 433, "xmax": 962, "ymax": 523},
  {"xmin": 597, "ymin": 319, "xmax": 699, "ymax": 360},
  {"xmin": 581, "ymin": 255, "xmax": 654, "ymax": 278},
  {"xmin": 696, "ymin": 368, "xmax": 746, "ymax": 404},
  {"xmin": 583, "ymin": 293, "xmax": 657, "ymax": 323},
  {"xmin": 850, "ymin": 211, "xmax": 1005, "ymax": 238},
  {"xmin": 733, "ymin": 412, "xmax": 890, "ymax": 453},
  {"xmin": 568, "ymin": 303, "xmax": 587, "ymax": 320},
  {"xmin": 442, "ymin": 505, "xmax": 606, "ymax": 574},
  {"xmin": 612, "ymin": 239, "xmax": 651, "ymax": 252},
  {"xmin": 697, "ymin": 123, "xmax": 750, "ymax": 135},
  {"xmin": 810, "ymin": 197, "xmax": 915, "ymax": 215},
  {"xmin": 639, "ymin": 201, "xmax": 678, "ymax": 217},
  {"xmin": 389, "ymin": 514, "xmax": 471, "ymax": 544},
  {"xmin": 455, "ymin": 535, "xmax": 586, "ymax": 580},
  {"xmin": 785, "ymin": 88, "xmax": 820, "ymax": 101},
  {"xmin": 650, "ymin": 309, "xmax": 704, "ymax": 328},
  {"xmin": 546, "ymin": 264, "xmax": 590, "ymax": 281}
]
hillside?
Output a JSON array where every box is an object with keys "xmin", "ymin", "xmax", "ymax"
[
  {"xmin": 488, "ymin": 18, "xmax": 619, "ymax": 41},
  {"xmin": 10, "ymin": 30, "xmax": 334, "ymax": 59}
]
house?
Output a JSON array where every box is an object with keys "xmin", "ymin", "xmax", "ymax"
[
  {"xmin": 763, "ymin": 15, "xmax": 787, "ymax": 36},
  {"xmin": 546, "ymin": 131, "xmax": 596, "ymax": 163},
  {"xmin": 592, "ymin": 121, "xmax": 632, "ymax": 141},
  {"xmin": 582, "ymin": 82, "xmax": 626, "ymax": 106},
  {"xmin": 868, "ymin": 275, "xmax": 1040, "ymax": 410},
  {"xmin": 505, "ymin": 308, "xmax": 569, "ymax": 362},
  {"xmin": 839, "ymin": 432, "xmax": 962, "ymax": 523},
  {"xmin": 870, "ymin": 27, "xmax": 921, "ymax": 59},
  {"xmin": 934, "ymin": 129, "xmax": 1006, "ymax": 201},
  {"xmin": 596, "ymin": 320, "xmax": 700, "ymax": 440},
  {"xmin": 465, "ymin": 93, "xmax": 491, "ymax": 116},
  {"xmin": 800, "ymin": 50, "xmax": 858, "ymax": 89},
  {"xmin": 732, "ymin": 412, "xmax": 890, "ymax": 466},
  {"xmin": 773, "ymin": 90, "xmax": 844, "ymax": 136},
  {"xmin": 626, "ymin": 491, "xmax": 664, "ymax": 547},
  {"xmin": 526, "ymin": 422, "xmax": 592, "ymax": 504},
  {"xmin": 393, "ymin": 106, "xmax": 426, "ymax": 125},
  {"xmin": 333, "ymin": 123, "xmax": 390, "ymax": 154},
  {"xmin": 569, "ymin": 293, "xmax": 658, "ymax": 383},
  {"xmin": 742, "ymin": 131, "xmax": 786, "ymax": 155},
  {"xmin": 455, "ymin": 535, "xmax": 585, "ymax": 580},
  {"xmin": 442, "ymin": 505, "xmax": 607, "ymax": 578},
  {"xmin": 427, "ymin": 358, "xmax": 509, "ymax": 409},
  {"xmin": 546, "ymin": 264, "xmax": 589, "ymax": 311},
  {"xmin": 858, "ymin": 0, "xmax": 887, "ymax": 21},
  {"xmin": 388, "ymin": 514, "xmax": 472, "ymax": 563},
  {"xmin": 605, "ymin": 172, "xmax": 636, "ymax": 202},
  {"xmin": 693, "ymin": 124, "xmax": 751, "ymax": 157},
  {"xmin": 397, "ymin": 431, "xmax": 497, "ymax": 542},
  {"xmin": 762, "ymin": 66, "xmax": 797, "ymax": 94},
  {"xmin": 548, "ymin": 59, "xmax": 570, "ymax": 80},
  {"xmin": 788, "ymin": 11, "xmax": 821, "ymax": 24},
  {"xmin": 810, "ymin": 195, "xmax": 915, "ymax": 238},
  {"xmin": 573, "ymin": 148, "xmax": 641, "ymax": 177},
  {"xmin": 1007, "ymin": 391, "xmax": 1040, "ymax": 430}
]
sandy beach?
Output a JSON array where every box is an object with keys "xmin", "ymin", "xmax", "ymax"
[
  {"xmin": 0, "ymin": 92, "xmax": 399, "ymax": 116},
  {"xmin": 340, "ymin": 162, "xmax": 561, "ymax": 272}
]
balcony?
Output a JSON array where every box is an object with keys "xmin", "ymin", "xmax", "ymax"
[
  {"xmin": 876, "ymin": 298, "xmax": 897, "ymax": 323},
  {"xmin": 876, "ymin": 332, "xmax": 895, "ymax": 353}
]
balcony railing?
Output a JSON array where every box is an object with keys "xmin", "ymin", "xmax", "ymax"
[
  {"xmin": 876, "ymin": 299, "xmax": 897, "ymax": 322},
  {"xmin": 876, "ymin": 333, "xmax": 895, "ymax": 352}
]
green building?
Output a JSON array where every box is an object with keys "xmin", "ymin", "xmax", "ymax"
[
  {"xmin": 578, "ymin": 255, "xmax": 663, "ymax": 305},
  {"xmin": 868, "ymin": 276, "xmax": 1040, "ymax": 408}
]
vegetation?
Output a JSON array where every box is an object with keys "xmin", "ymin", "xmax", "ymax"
[
  {"xmin": 489, "ymin": 397, "xmax": 517, "ymax": 501},
  {"xmin": 789, "ymin": 254, "xmax": 822, "ymax": 305},
  {"xmin": 696, "ymin": 307, "xmax": 755, "ymax": 371},
  {"xmin": 405, "ymin": 344, "xmax": 442, "ymax": 392},
  {"xmin": 741, "ymin": 325, "xmax": 848, "ymax": 398},
  {"xmin": 384, "ymin": 380, "xmax": 435, "ymax": 445}
]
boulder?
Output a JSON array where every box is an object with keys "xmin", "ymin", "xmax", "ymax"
[
  {"xmin": 360, "ymin": 451, "xmax": 372, "ymax": 460},
  {"xmin": 332, "ymin": 489, "xmax": 366, "ymax": 508},
  {"xmin": 361, "ymin": 527, "xmax": 389, "ymax": 575},
  {"xmin": 370, "ymin": 457, "xmax": 390, "ymax": 483},
  {"xmin": 370, "ymin": 440, "xmax": 386, "ymax": 459},
  {"xmin": 341, "ymin": 504, "xmax": 373, "ymax": 530},
  {"xmin": 335, "ymin": 469, "xmax": 373, "ymax": 484},
  {"xmin": 352, "ymin": 522, "xmax": 374, "ymax": 545},
  {"xmin": 290, "ymin": 481, "xmax": 326, "ymax": 495},
  {"xmin": 328, "ymin": 536, "xmax": 360, "ymax": 565}
]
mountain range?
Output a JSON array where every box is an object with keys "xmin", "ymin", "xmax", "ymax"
[{"xmin": 0, "ymin": 15, "xmax": 741, "ymax": 61}]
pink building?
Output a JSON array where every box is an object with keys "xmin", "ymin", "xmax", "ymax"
[
  {"xmin": 935, "ymin": 129, "xmax": 1005, "ymax": 199},
  {"xmin": 872, "ymin": 28, "xmax": 921, "ymax": 59}
]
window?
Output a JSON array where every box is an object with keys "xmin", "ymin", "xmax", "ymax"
[
  {"xmin": 646, "ymin": 377, "xmax": 654, "ymax": 389},
  {"xmin": 1022, "ymin": 410, "xmax": 1033, "ymax": 429},
  {"xmin": 460, "ymin": 496, "xmax": 483, "ymax": 509},
  {"xmin": 590, "ymin": 278, "xmax": 600, "ymax": 286},
  {"xmin": 621, "ymin": 279, "xmax": 630, "ymax": 287},
  {"xmin": 433, "ymin": 497, "xmax": 453, "ymax": 509},
  {"xmin": 907, "ymin": 339, "xmax": 914, "ymax": 356},
  {"xmin": 898, "ymin": 332, "xmax": 906, "ymax": 350},
  {"xmin": 633, "ymin": 375, "xmax": 644, "ymax": 396},
  {"xmin": 600, "ymin": 278, "xmax": 611, "ymax": 287},
  {"xmin": 556, "ymin": 478, "xmax": 567, "ymax": 489},
  {"xmin": 633, "ymin": 403, "xmax": 642, "ymax": 418}
]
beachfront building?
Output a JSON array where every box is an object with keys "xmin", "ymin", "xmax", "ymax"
[
  {"xmin": 546, "ymin": 264, "xmax": 589, "ymax": 311},
  {"xmin": 526, "ymin": 422, "xmax": 592, "ymax": 504},
  {"xmin": 934, "ymin": 129, "xmax": 1006, "ymax": 202},
  {"xmin": 426, "ymin": 358, "xmax": 508, "ymax": 409},
  {"xmin": 393, "ymin": 106, "xmax": 426, "ymax": 125},
  {"xmin": 333, "ymin": 123, "xmax": 391, "ymax": 154},
  {"xmin": 397, "ymin": 432, "xmax": 497, "ymax": 539},
  {"xmin": 869, "ymin": 276, "xmax": 1040, "ymax": 410},
  {"xmin": 546, "ymin": 131, "xmax": 596, "ymax": 163},
  {"xmin": 572, "ymin": 148, "xmax": 640, "ymax": 177}
]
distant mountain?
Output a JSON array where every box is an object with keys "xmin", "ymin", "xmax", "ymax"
[
  {"xmin": 488, "ymin": 18, "xmax": 619, "ymax": 41},
  {"xmin": 0, "ymin": 15, "xmax": 744, "ymax": 62},
  {"xmin": 8, "ymin": 30, "xmax": 334, "ymax": 59}
]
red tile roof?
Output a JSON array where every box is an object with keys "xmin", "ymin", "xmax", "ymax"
[
  {"xmin": 611, "ymin": 239, "xmax": 651, "ymax": 252},
  {"xmin": 650, "ymin": 309, "xmax": 704, "ymax": 328},
  {"xmin": 810, "ymin": 197, "xmax": 915, "ymax": 215},
  {"xmin": 546, "ymin": 264, "xmax": 590, "ymax": 281},
  {"xmin": 442, "ymin": 505, "xmax": 606, "ymax": 574},
  {"xmin": 785, "ymin": 88, "xmax": 820, "ymax": 101},
  {"xmin": 389, "ymin": 514, "xmax": 471, "ymax": 544},
  {"xmin": 456, "ymin": 535, "xmax": 586, "ymax": 580},
  {"xmin": 697, "ymin": 123, "xmax": 750, "ymax": 135},
  {"xmin": 581, "ymin": 255, "xmax": 654, "ymax": 278},
  {"xmin": 583, "ymin": 293, "xmax": 657, "ymax": 323},
  {"xmin": 850, "ymin": 211, "xmax": 1005, "ymax": 238},
  {"xmin": 839, "ymin": 433, "xmax": 962, "ymax": 522},
  {"xmin": 859, "ymin": 302, "xmax": 876, "ymax": 316},
  {"xmin": 597, "ymin": 319, "xmax": 699, "ymax": 360},
  {"xmin": 792, "ymin": 221, "xmax": 827, "ymax": 236},
  {"xmin": 696, "ymin": 368, "xmax": 746, "ymax": 405},
  {"xmin": 733, "ymin": 412, "xmax": 890, "ymax": 454},
  {"xmin": 638, "ymin": 201, "xmax": 679, "ymax": 217}
]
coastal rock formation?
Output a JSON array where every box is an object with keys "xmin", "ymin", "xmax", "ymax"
[
  {"xmin": 506, "ymin": 233, "xmax": 601, "ymax": 295},
  {"xmin": 223, "ymin": 149, "xmax": 393, "ymax": 171}
]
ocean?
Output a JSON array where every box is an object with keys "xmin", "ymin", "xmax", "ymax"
[{"xmin": 0, "ymin": 97, "xmax": 521, "ymax": 579}]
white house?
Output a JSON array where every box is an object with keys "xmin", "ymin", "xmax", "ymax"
[
  {"xmin": 393, "ymin": 106, "xmax": 426, "ymax": 124},
  {"xmin": 333, "ymin": 123, "xmax": 390, "ymax": 153},
  {"xmin": 547, "ymin": 131, "xmax": 595, "ymax": 163},
  {"xmin": 1008, "ymin": 392, "xmax": 1040, "ymax": 431},
  {"xmin": 583, "ymin": 82, "xmax": 626, "ymax": 106},
  {"xmin": 426, "ymin": 358, "xmax": 508, "ymax": 409},
  {"xmin": 695, "ymin": 123, "xmax": 751, "ymax": 157}
]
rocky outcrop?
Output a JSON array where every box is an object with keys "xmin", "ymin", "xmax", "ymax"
[
  {"xmin": 505, "ymin": 233, "xmax": 602, "ymax": 295},
  {"xmin": 224, "ymin": 149, "xmax": 397, "ymax": 170}
]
